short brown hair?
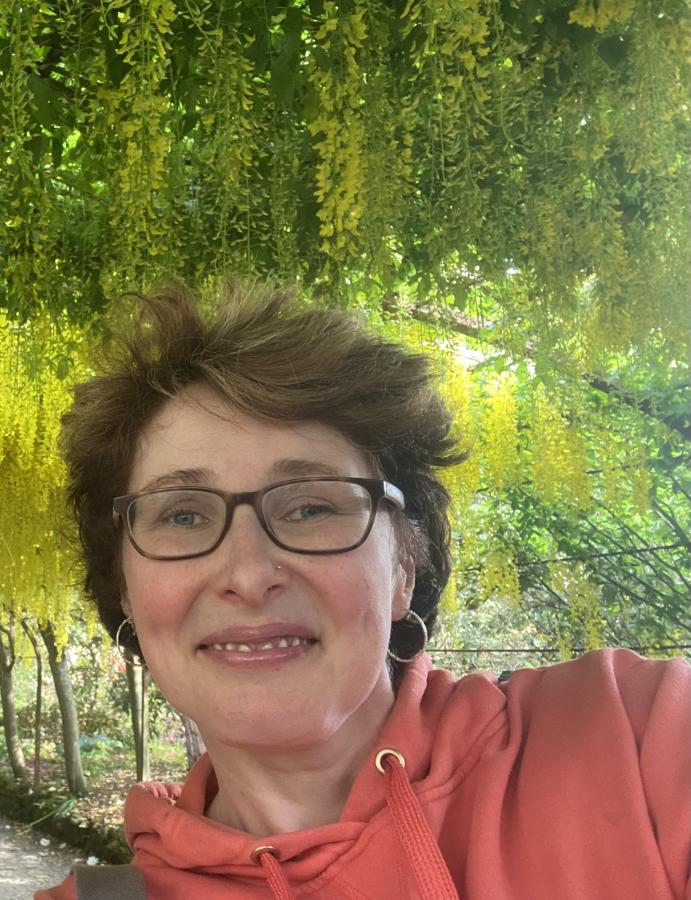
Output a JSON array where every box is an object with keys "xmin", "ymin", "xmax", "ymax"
[{"xmin": 61, "ymin": 280, "xmax": 461, "ymax": 670}]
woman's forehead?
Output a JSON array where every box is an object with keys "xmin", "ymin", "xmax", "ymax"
[{"xmin": 128, "ymin": 384, "xmax": 372, "ymax": 490}]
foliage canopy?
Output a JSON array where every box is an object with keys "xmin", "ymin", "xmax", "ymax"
[{"xmin": 0, "ymin": 1, "xmax": 688, "ymax": 352}]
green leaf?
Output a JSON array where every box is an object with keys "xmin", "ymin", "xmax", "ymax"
[
  {"xmin": 51, "ymin": 135, "xmax": 63, "ymax": 168},
  {"xmin": 27, "ymin": 73, "xmax": 60, "ymax": 128}
]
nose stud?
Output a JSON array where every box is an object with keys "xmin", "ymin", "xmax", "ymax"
[{"xmin": 274, "ymin": 564, "xmax": 282, "ymax": 570}]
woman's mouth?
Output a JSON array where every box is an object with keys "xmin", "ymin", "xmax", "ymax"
[
  {"xmin": 197, "ymin": 625, "xmax": 318, "ymax": 669},
  {"xmin": 203, "ymin": 636, "xmax": 313, "ymax": 652}
]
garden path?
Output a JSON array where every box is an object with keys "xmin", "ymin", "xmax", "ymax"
[{"xmin": 0, "ymin": 816, "xmax": 85, "ymax": 899}]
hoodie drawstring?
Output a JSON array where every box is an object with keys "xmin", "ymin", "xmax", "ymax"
[
  {"xmin": 376, "ymin": 748, "xmax": 460, "ymax": 900},
  {"xmin": 251, "ymin": 749, "xmax": 458, "ymax": 900},
  {"xmin": 252, "ymin": 845, "xmax": 296, "ymax": 900}
]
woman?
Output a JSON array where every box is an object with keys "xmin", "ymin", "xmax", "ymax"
[{"xmin": 38, "ymin": 282, "xmax": 690, "ymax": 900}]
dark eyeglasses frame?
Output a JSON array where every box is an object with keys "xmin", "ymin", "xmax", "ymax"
[{"xmin": 112, "ymin": 476, "xmax": 405, "ymax": 561}]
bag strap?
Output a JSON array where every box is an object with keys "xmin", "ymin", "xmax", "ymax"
[{"xmin": 72, "ymin": 864, "xmax": 147, "ymax": 900}]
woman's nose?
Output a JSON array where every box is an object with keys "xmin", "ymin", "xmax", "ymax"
[{"xmin": 208, "ymin": 505, "xmax": 284, "ymax": 603}]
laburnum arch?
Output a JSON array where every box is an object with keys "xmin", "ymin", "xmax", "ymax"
[
  {"xmin": 0, "ymin": 1, "xmax": 687, "ymax": 340},
  {"xmin": 0, "ymin": 0, "xmax": 689, "ymax": 653}
]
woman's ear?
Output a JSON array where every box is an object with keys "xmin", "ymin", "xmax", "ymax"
[
  {"xmin": 121, "ymin": 592, "xmax": 132, "ymax": 619},
  {"xmin": 392, "ymin": 555, "xmax": 416, "ymax": 621}
]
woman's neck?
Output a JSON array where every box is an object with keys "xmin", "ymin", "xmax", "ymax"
[{"xmin": 203, "ymin": 692, "xmax": 395, "ymax": 836}]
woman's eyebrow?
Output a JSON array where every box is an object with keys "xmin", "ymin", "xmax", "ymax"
[
  {"xmin": 139, "ymin": 460, "xmax": 344, "ymax": 493},
  {"xmin": 140, "ymin": 468, "xmax": 212, "ymax": 492},
  {"xmin": 267, "ymin": 459, "xmax": 343, "ymax": 480}
]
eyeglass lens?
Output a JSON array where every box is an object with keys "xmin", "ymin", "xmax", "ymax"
[{"xmin": 126, "ymin": 480, "xmax": 374, "ymax": 557}]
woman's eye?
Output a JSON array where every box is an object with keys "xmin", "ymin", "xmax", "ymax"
[
  {"xmin": 162, "ymin": 508, "xmax": 206, "ymax": 528},
  {"xmin": 283, "ymin": 502, "xmax": 335, "ymax": 522}
]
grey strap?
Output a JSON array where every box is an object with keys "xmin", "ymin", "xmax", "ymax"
[{"xmin": 72, "ymin": 864, "xmax": 147, "ymax": 900}]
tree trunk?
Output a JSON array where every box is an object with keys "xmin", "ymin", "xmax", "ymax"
[
  {"xmin": 126, "ymin": 664, "xmax": 150, "ymax": 782},
  {"xmin": 40, "ymin": 625, "xmax": 88, "ymax": 796},
  {"xmin": 0, "ymin": 624, "xmax": 29, "ymax": 782},
  {"xmin": 181, "ymin": 715, "xmax": 205, "ymax": 770},
  {"xmin": 21, "ymin": 619, "xmax": 43, "ymax": 792}
]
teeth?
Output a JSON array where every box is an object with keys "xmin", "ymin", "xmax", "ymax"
[{"xmin": 206, "ymin": 637, "xmax": 310, "ymax": 652}]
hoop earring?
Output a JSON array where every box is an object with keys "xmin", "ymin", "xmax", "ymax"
[
  {"xmin": 387, "ymin": 609, "xmax": 428, "ymax": 663},
  {"xmin": 115, "ymin": 617, "xmax": 144, "ymax": 667}
]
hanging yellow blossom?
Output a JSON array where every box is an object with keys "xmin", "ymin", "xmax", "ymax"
[
  {"xmin": 529, "ymin": 387, "xmax": 592, "ymax": 510},
  {"xmin": 0, "ymin": 311, "xmax": 90, "ymax": 650},
  {"xmin": 479, "ymin": 549, "xmax": 521, "ymax": 607},
  {"xmin": 88, "ymin": 0, "xmax": 176, "ymax": 278},
  {"xmin": 481, "ymin": 372, "xmax": 520, "ymax": 491},
  {"xmin": 307, "ymin": 1, "xmax": 368, "ymax": 264},
  {"xmin": 556, "ymin": 629, "xmax": 574, "ymax": 661},
  {"xmin": 441, "ymin": 566, "xmax": 460, "ymax": 615},
  {"xmin": 439, "ymin": 363, "xmax": 480, "ymax": 515},
  {"xmin": 550, "ymin": 561, "xmax": 603, "ymax": 649}
]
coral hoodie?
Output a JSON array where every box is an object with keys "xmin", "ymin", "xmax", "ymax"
[{"xmin": 36, "ymin": 648, "xmax": 691, "ymax": 899}]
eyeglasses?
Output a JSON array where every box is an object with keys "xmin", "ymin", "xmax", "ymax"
[{"xmin": 112, "ymin": 477, "xmax": 405, "ymax": 560}]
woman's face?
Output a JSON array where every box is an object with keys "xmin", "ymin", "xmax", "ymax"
[{"xmin": 121, "ymin": 384, "xmax": 414, "ymax": 753}]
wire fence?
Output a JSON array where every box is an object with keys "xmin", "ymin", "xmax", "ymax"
[
  {"xmin": 428, "ymin": 644, "xmax": 691, "ymax": 654},
  {"xmin": 426, "ymin": 643, "xmax": 691, "ymax": 675}
]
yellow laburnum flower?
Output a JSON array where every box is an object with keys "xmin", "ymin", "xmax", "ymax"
[
  {"xmin": 0, "ymin": 312, "xmax": 88, "ymax": 634},
  {"xmin": 550, "ymin": 561, "xmax": 602, "ymax": 650},
  {"xmin": 439, "ymin": 363, "xmax": 480, "ymax": 522},
  {"xmin": 307, "ymin": 0, "xmax": 369, "ymax": 264},
  {"xmin": 441, "ymin": 568, "xmax": 460, "ymax": 615},
  {"xmin": 479, "ymin": 549, "xmax": 521, "ymax": 607},
  {"xmin": 556, "ymin": 629, "xmax": 574, "ymax": 661},
  {"xmin": 439, "ymin": 363, "xmax": 476, "ymax": 452},
  {"xmin": 530, "ymin": 387, "xmax": 591, "ymax": 510},
  {"xmin": 481, "ymin": 372, "xmax": 520, "ymax": 492}
]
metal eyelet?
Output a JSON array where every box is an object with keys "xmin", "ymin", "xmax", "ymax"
[
  {"xmin": 250, "ymin": 844, "xmax": 280, "ymax": 864},
  {"xmin": 374, "ymin": 747, "xmax": 406, "ymax": 774}
]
